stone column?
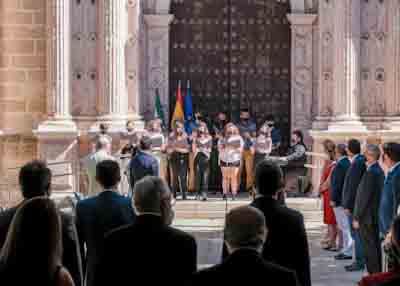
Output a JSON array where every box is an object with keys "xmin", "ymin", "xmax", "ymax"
[
  {"xmin": 35, "ymin": 0, "xmax": 79, "ymax": 197},
  {"xmin": 384, "ymin": 1, "xmax": 400, "ymax": 130},
  {"xmin": 37, "ymin": 0, "xmax": 77, "ymax": 132},
  {"xmin": 329, "ymin": 0, "xmax": 366, "ymax": 131},
  {"xmin": 287, "ymin": 14, "xmax": 317, "ymax": 139},
  {"xmin": 96, "ymin": 0, "xmax": 129, "ymax": 131},
  {"xmin": 144, "ymin": 14, "xmax": 174, "ymax": 121}
]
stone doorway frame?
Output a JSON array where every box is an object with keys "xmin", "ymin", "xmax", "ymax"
[{"xmin": 143, "ymin": 0, "xmax": 317, "ymax": 138}]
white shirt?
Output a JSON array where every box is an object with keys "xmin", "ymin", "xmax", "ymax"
[{"xmin": 219, "ymin": 135, "xmax": 244, "ymax": 163}]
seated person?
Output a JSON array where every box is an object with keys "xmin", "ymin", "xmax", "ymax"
[{"xmin": 188, "ymin": 205, "xmax": 298, "ymax": 286}]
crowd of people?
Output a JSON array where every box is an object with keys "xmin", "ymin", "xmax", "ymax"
[
  {"xmin": 318, "ymin": 139, "xmax": 400, "ymax": 285},
  {"xmin": 0, "ymin": 156, "xmax": 313, "ymax": 286},
  {"xmin": 81, "ymin": 109, "xmax": 309, "ymax": 203},
  {"xmin": 0, "ymin": 136, "xmax": 400, "ymax": 285}
]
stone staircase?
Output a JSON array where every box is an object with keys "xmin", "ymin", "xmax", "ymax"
[{"xmin": 173, "ymin": 197, "xmax": 323, "ymax": 266}]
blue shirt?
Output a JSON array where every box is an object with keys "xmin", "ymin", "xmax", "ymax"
[
  {"xmin": 270, "ymin": 128, "xmax": 282, "ymax": 146},
  {"xmin": 379, "ymin": 163, "xmax": 400, "ymax": 235},
  {"xmin": 237, "ymin": 120, "xmax": 257, "ymax": 150}
]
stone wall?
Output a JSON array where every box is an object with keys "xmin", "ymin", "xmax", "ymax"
[{"xmin": 0, "ymin": 0, "xmax": 46, "ymax": 206}]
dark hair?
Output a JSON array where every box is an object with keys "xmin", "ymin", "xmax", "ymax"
[
  {"xmin": 335, "ymin": 144, "xmax": 348, "ymax": 157},
  {"xmin": 99, "ymin": 123, "xmax": 109, "ymax": 134},
  {"xmin": 265, "ymin": 115, "xmax": 275, "ymax": 122},
  {"xmin": 293, "ymin": 130, "xmax": 304, "ymax": 144},
  {"xmin": 96, "ymin": 160, "xmax": 121, "ymax": 189},
  {"xmin": 347, "ymin": 139, "xmax": 361, "ymax": 155},
  {"xmin": 19, "ymin": 160, "xmax": 52, "ymax": 199},
  {"xmin": 140, "ymin": 136, "xmax": 152, "ymax": 151},
  {"xmin": 0, "ymin": 197, "xmax": 62, "ymax": 284},
  {"xmin": 255, "ymin": 161, "xmax": 284, "ymax": 196},
  {"xmin": 383, "ymin": 142, "xmax": 400, "ymax": 163}
]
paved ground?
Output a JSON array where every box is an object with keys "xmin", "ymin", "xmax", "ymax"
[{"xmin": 174, "ymin": 197, "xmax": 363, "ymax": 286}]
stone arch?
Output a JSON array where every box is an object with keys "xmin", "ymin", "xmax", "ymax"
[{"xmin": 149, "ymin": 0, "xmax": 306, "ymax": 14}]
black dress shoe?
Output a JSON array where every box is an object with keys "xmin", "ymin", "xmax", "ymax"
[
  {"xmin": 334, "ymin": 253, "xmax": 352, "ymax": 260},
  {"xmin": 345, "ymin": 263, "xmax": 364, "ymax": 272},
  {"xmin": 222, "ymin": 194, "xmax": 227, "ymax": 200}
]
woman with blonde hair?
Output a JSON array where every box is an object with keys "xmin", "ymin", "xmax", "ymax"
[
  {"xmin": 218, "ymin": 123, "xmax": 244, "ymax": 200},
  {"xmin": 0, "ymin": 197, "xmax": 74, "ymax": 286},
  {"xmin": 319, "ymin": 139, "xmax": 339, "ymax": 251}
]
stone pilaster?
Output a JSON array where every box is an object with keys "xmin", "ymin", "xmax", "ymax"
[
  {"xmin": 384, "ymin": 1, "xmax": 400, "ymax": 130},
  {"xmin": 144, "ymin": 14, "xmax": 174, "ymax": 121},
  {"xmin": 37, "ymin": 0, "xmax": 77, "ymax": 133},
  {"xmin": 287, "ymin": 14, "xmax": 317, "ymax": 137},
  {"xmin": 127, "ymin": 0, "xmax": 144, "ymax": 123},
  {"xmin": 34, "ymin": 0, "xmax": 79, "ymax": 197},
  {"xmin": 329, "ymin": 0, "xmax": 366, "ymax": 131},
  {"xmin": 96, "ymin": 0, "xmax": 129, "ymax": 131}
]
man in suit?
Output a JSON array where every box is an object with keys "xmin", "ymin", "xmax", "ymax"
[
  {"xmin": 129, "ymin": 135, "xmax": 159, "ymax": 190},
  {"xmin": 188, "ymin": 206, "xmax": 298, "ymax": 286},
  {"xmin": 251, "ymin": 160, "xmax": 311, "ymax": 286},
  {"xmin": 93, "ymin": 176, "xmax": 197, "ymax": 286},
  {"xmin": 82, "ymin": 135, "xmax": 115, "ymax": 196},
  {"xmin": 342, "ymin": 139, "xmax": 367, "ymax": 271},
  {"xmin": 75, "ymin": 160, "xmax": 135, "ymax": 286},
  {"xmin": 353, "ymin": 144, "xmax": 385, "ymax": 274},
  {"xmin": 380, "ymin": 143, "xmax": 400, "ymax": 236},
  {"xmin": 330, "ymin": 144, "xmax": 352, "ymax": 260},
  {"xmin": 0, "ymin": 160, "xmax": 83, "ymax": 286}
]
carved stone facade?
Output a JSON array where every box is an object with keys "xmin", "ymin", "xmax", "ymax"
[{"xmin": 1, "ymin": 0, "xmax": 400, "ymax": 203}]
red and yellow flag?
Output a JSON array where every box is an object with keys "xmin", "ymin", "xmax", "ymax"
[{"xmin": 171, "ymin": 81, "xmax": 184, "ymax": 128}]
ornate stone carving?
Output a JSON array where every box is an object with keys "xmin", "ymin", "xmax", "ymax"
[
  {"xmin": 287, "ymin": 14, "xmax": 316, "ymax": 132},
  {"xmin": 144, "ymin": 14, "xmax": 174, "ymax": 121}
]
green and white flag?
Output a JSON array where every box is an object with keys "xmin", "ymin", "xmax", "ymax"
[{"xmin": 155, "ymin": 88, "xmax": 166, "ymax": 128}]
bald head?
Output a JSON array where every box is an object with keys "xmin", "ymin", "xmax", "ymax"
[
  {"xmin": 224, "ymin": 206, "xmax": 267, "ymax": 253},
  {"xmin": 133, "ymin": 176, "xmax": 174, "ymax": 224}
]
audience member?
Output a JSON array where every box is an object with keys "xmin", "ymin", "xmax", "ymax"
[
  {"xmin": 82, "ymin": 136, "xmax": 115, "ymax": 196},
  {"xmin": 330, "ymin": 144, "xmax": 352, "ymax": 260},
  {"xmin": 0, "ymin": 198, "xmax": 74, "ymax": 286},
  {"xmin": 358, "ymin": 215, "xmax": 400, "ymax": 286},
  {"xmin": 319, "ymin": 139, "xmax": 339, "ymax": 251},
  {"xmin": 129, "ymin": 135, "xmax": 159, "ymax": 189},
  {"xmin": 93, "ymin": 176, "xmax": 197, "ymax": 286},
  {"xmin": 251, "ymin": 161, "xmax": 311, "ymax": 286},
  {"xmin": 353, "ymin": 144, "xmax": 385, "ymax": 274},
  {"xmin": 342, "ymin": 139, "xmax": 367, "ymax": 271},
  {"xmin": 380, "ymin": 143, "xmax": 400, "ymax": 236},
  {"xmin": 188, "ymin": 206, "xmax": 298, "ymax": 286},
  {"xmin": 0, "ymin": 160, "xmax": 82, "ymax": 286},
  {"xmin": 75, "ymin": 160, "xmax": 135, "ymax": 286}
]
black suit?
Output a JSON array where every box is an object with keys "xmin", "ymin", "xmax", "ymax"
[
  {"xmin": 188, "ymin": 249, "xmax": 298, "ymax": 286},
  {"xmin": 354, "ymin": 162, "xmax": 385, "ymax": 273},
  {"xmin": 0, "ymin": 205, "xmax": 83, "ymax": 286},
  {"xmin": 94, "ymin": 214, "xmax": 197, "ymax": 286},
  {"xmin": 251, "ymin": 196, "xmax": 311, "ymax": 286},
  {"xmin": 330, "ymin": 157, "xmax": 351, "ymax": 207},
  {"xmin": 75, "ymin": 191, "xmax": 135, "ymax": 286},
  {"xmin": 342, "ymin": 155, "xmax": 367, "ymax": 211}
]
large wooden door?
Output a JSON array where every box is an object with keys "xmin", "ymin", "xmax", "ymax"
[{"xmin": 170, "ymin": 0, "xmax": 291, "ymax": 142}]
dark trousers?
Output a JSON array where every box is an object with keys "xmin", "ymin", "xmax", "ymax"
[
  {"xmin": 254, "ymin": 152, "xmax": 267, "ymax": 173},
  {"xmin": 170, "ymin": 152, "xmax": 189, "ymax": 199},
  {"xmin": 194, "ymin": 153, "xmax": 210, "ymax": 198},
  {"xmin": 360, "ymin": 223, "xmax": 382, "ymax": 273}
]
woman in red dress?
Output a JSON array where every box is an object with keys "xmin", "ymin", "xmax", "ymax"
[{"xmin": 319, "ymin": 139, "xmax": 339, "ymax": 250}]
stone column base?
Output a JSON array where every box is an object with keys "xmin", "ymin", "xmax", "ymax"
[
  {"xmin": 327, "ymin": 116, "xmax": 367, "ymax": 132},
  {"xmin": 383, "ymin": 117, "xmax": 400, "ymax": 131},
  {"xmin": 34, "ymin": 122, "xmax": 80, "ymax": 198}
]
